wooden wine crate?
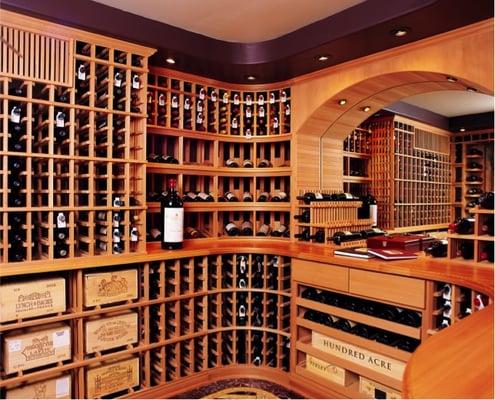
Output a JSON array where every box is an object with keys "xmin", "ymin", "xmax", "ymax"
[
  {"xmin": 85, "ymin": 312, "xmax": 138, "ymax": 353},
  {"xmin": 311, "ymin": 332, "xmax": 406, "ymax": 381},
  {"xmin": 306, "ymin": 354, "xmax": 357, "ymax": 387},
  {"xmin": 359, "ymin": 376, "xmax": 401, "ymax": 399},
  {"xmin": 6, "ymin": 375, "xmax": 71, "ymax": 399},
  {"xmin": 83, "ymin": 270, "xmax": 138, "ymax": 307},
  {"xmin": 85, "ymin": 357, "xmax": 140, "ymax": 398},
  {"xmin": 0, "ymin": 278, "xmax": 66, "ymax": 323},
  {"xmin": 3, "ymin": 324, "xmax": 71, "ymax": 374}
]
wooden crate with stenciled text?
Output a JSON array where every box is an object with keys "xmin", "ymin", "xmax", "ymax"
[
  {"xmin": 85, "ymin": 357, "xmax": 140, "ymax": 398},
  {"xmin": 6, "ymin": 375, "xmax": 72, "ymax": 399},
  {"xmin": 306, "ymin": 354, "xmax": 358, "ymax": 387},
  {"xmin": 85, "ymin": 312, "xmax": 138, "ymax": 353},
  {"xmin": 83, "ymin": 270, "xmax": 138, "ymax": 307}
]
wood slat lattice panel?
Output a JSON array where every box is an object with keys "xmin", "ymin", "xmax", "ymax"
[{"xmin": 1, "ymin": 25, "xmax": 72, "ymax": 86}]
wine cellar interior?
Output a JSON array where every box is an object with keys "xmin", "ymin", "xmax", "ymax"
[{"xmin": 0, "ymin": 2, "xmax": 493, "ymax": 400}]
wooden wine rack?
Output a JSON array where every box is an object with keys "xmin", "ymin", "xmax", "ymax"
[
  {"xmin": 0, "ymin": 253, "xmax": 291, "ymax": 398},
  {"xmin": 294, "ymin": 189, "xmax": 372, "ymax": 246},
  {"xmin": 450, "ymin": 130, "xmax": 494, "ymax": 219},
  {"xmin": 291, "ymin": 259, "xmax": 489, "ymax": 398},
  {"xmin": 0, "ymin": 10, "xmax": 156, "ymax": 264},
  {"xmin": 364, "ymin": 115, "xmax": 451, "ymax": 232},
  {"xmin": 342, "ymin": 128, "xmax": 372, "ymax": 197},
  {"xmin": 146, "ymin": 68, "xmax": 292, "ymax": 241},
  {"xmin": 447, "ymin": 207, "xmax": 495, "ymax": 264}
]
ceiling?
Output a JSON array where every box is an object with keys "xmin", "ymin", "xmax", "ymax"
[
  {"xmin": 403, "ymin": 91, "xmax": 495, "ymax": 117},
  {"xmin": 91, "ymin": 0, "xmax": 366, "ymax": 43}
]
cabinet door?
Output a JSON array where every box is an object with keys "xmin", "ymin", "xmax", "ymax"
[{"xmin": 293, "ymin": 259, "xmax": 348, "ymax": 292}]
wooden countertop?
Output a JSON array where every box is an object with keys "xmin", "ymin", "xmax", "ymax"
[{"xmin": 403, "ymin": 304, "xmax": 494, "ymax": 399}]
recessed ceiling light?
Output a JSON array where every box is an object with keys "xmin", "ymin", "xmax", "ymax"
[
  {"xmin": 466, "ymin": 87, "xmax": 477, "ymax": 92},
  {"xmin": 338, "ymin": 99, "xmax": 347, "ymax": 106},
  {"xmin": 391, "ymin": 27, "xmax": 410, "ymax": 37},
  {"xmin": 317, "ymin": 55, "xmax": 330, "ymax": 62},
  {"xmin": 459, "ymin": 128, "xmax": 466, "ymax": 132},
  {"xmin": 166, "ymin": 57, "xmax": 176, "ymax": 64},
  {"xmin": 446, "ymin": 76, "xmax": 458, "ymax": 83},
  {"xmin": 246, "ymin": 75, "xmax": 256, "ymax": 81},
  {"xmin": 362, "ymin": 106, "xmax": 371, "ymax": 112}
]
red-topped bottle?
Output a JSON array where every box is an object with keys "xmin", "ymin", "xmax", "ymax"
[{"xmin": 161, "ymin": 178, "xmax": 184, "ymax": 249}]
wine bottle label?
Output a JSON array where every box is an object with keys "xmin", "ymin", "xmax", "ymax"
[
  {"xmin": 277, "ymin": 191, "xmax": 287, "ymax": 200},
  {"xmin": 276, "ymin": 225, "xmax": 287, "ymax": 234},
  {"xmin": 158, "ymin": 94, "xmax": 166, "ymax": 106},
  {"xmin": 245, "ymin": 128, "xmax": 252, "ymax": 138},
  {"xmin": 269, "ymin": 94, "xmax": 275, "ymax": 104},
  {"xmin": 113, "ymin": 197, "xmax": 124, "ymax": 207},
  {"xmin": 97, "ymin": 211, "xmax": 106, "ymax": 221},
  {"xmin": 150, "ymin": 228, "xmax": 161, "ymax": 239},
  {"xmin": 172, "ymin": 96, "xmax": 178, "ymax": 108},
  {"xmin": 315, "ymin": 193, "xmax": 323, "ymax": 200},
  {"xmin": 258, "ymin": 224, "xmax": 270, "ymax": 234},
  {"xmin": 199, "ymin": 88, "xmax": 206, "ymax": 100},
  {"xmin": 285, "ymin": 104, "xmax": 291, "ymax": 115},
  {"xmin": 197, "ymin": 192, "xmax": 210, "ymax": 200},
  {"xmin": 163, "ymin": 208, "xmax": 184, "ymax": 243},
  {"xmin": 132, "ymin": 75, "xmax": 140, "ymax": 89},
  {"xmin": 234, "ymin": 94, "xmax": 240, "ymax": 105},
  {"xmin": 78, "ymin": 65, "xmax": 86, "ymax": 80},
  {"xmin": 259, "ymin": 107, "xmax": 265, "ymax": 118},
  {"xmin": 370, "ymin": 204, "xmax": 378, "ymax": 227},
  {"xmin": 225, "ymin": 192, "xmax": 235, "ymax": 201},
  {"xmin": 344, "ymin": 193, "xmax": 353, "ymax": 200},
  {"xmin": 238, "ymin": 279, "xmax": 247, "ymax": 288},
  {"xmin": 231, "ymin": 118, "xmax": 238, "ymax": 128},
  {"xmin": 113, "ymin": 214, "xmax": 120, "ymax": 227},
  {"xmin": 246, "ymin": 107, "xmax": 252, "ymax": 118},
  {"xmin": 11, "ymin": 107, "xmax": 21, "ymax": 124},
  {"xmin": 273, "ymin": 117, "xmax": 279, "ymax": 128},
  {"xmin": 222, "ymin": 93, "xmax": 229, "ymax": 104},
  {"xmin": 98, "ymin": 226, "xmax": 107, "ymax": 235},
  {"xmin": 210, "ymin": 91, "xmax": 217, "ymax": 102},
  {"xmin": 245, "ymin": 95, "xmax": 252, "ymax": 106},
  {"xmin": 56, "ymin": 213, "xmax": 67, "ymax": 228},
  {"xmin": 55, "ymin": 112, "xmax": 65, "ymax": 128},
  {"xmin": 98, "ymin": 242, "xmax": 107, "ymax": 251},
  {"xmin": 196, "ymin": 113, "xmax": 203, "ymax": 124},
  {"xmin": 258, "ymin": 95, "xmax": 264, "ymax": 106},
  {"xmin": 184, "ymin": 98, "xmax": 191, "ymax": 110},
  {"xmin": 226, "ymin": 222, "xmax": 237, "ymax": 231},
  {"xmin": 130, "ymin": 227, "xmax": 139, "ymax": 242},
  {"xmin": 280, "ymin": 91, "xmax": 287, "ymax": 102},
  {"xmin": 226, "ymin": 159, "xmax": 237, "ymax": 167},
  {"xmin": 114, "ymin": 73, "xmax": 122, "ymax": 87}
]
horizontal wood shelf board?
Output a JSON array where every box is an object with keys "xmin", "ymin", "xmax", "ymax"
[
  {"xmin": 146, "ymin": 163, "xmax": 291, "ymax": 176},
  {"xmin": 147, "ymin": 202, "xmax": 291, "ymax": 212},
  {"xmin": 296, "ymin": 297, "xmax": 421, "ymax": 340}
]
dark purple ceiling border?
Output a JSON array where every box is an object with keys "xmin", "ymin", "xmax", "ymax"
[
  {"xmin": 1, "ymin": 0, "xmax": 493, "ymax": 83},
  {"xmin": 385, "ymin": 101, "xmax": 450, "ymax": 130}
]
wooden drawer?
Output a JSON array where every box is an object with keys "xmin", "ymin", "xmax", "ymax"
[
  {"xmin": 349, "ymin": 269, "xmax": 425, "ymax": 309},
  {"xmin": 293, "ymin": 259, "xmax": 349, "ymax": 292}
]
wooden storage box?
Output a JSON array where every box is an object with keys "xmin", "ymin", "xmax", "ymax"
[
  {"xmin": 85, "ymin": 312, "xmax": 138, "ymax": 353},
  {"xmin": 359, "ymin": 376, "xmax": 401, "ymax": 399},
  {"xmin": 306, "ymin": 354, "xmax": 357, "ymax": 387},
  {"xmin": 6, "ymin": 375, "xmax": 71, "ymax": 399},
  {"xmin": 3, "ymin": 324, "xmax": 71, "ymax": 374},
  {"xmin": 0, "ymin": 278, "xmax": 66, "ymax": 323},
  {"xmin": 86, "ymin": 357, "xmax": 140, "ymax": 398},
  {"xmin": 367, "ymin": 234, "xmax": 435, "ymax": 252},
  {"xmin": 83, "ymin": 270, "xmax": 138, "ymax": 307},
  {"xmin": 311, "ymin": 332, "xmax": 406, "ymax": 381}
]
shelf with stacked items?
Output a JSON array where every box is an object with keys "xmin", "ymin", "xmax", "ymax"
[
  {"xmin": 1, "ymin": 37, "xmax": 154, "ymax": 265},
  {"xmin": 364, "ymin": 114, "xmax": 451, "ymax": 231},
  {"xmin": 294, "ymin": 189, "xmax": 375, "ymax": 246},
  {"xmin": 446, "ymin": 195, "xmax": 494, "ymax": 264},
  {"xmin": 0, "ymin": 253, "xmax": 291, "ymax": 398},
  {"xmin": 145, "ymin": 70, "xmax": 292, "ymax": 242},
  {"xmin": 450, "ymin": 130, "xmax": 494, "ymax": 219},
  {"xmin": 342, "ymin": 127, "xmax": 372, "ymax": 197}
]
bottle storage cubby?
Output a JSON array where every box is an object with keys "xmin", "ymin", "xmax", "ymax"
[
  {"xmin": 145, "ymin": 71, "xmax": 292, "ymax": 242},
  {"xmin": 0, "ymin": 253, "xmax": 291, "ymax": 398},
  {"xmin": 147, "ymin": 71, "xmax": 290, "ymax": 137},
  {"xmin": 343, "ymin": 128, "xmax": 372, "ymax": 197},
  {"xmin": 1, "ymin": 36, "xmax": 152, "ymax": 264},
  {"xmin": 450, "ymin": 130, "xmax": 494, "ymax": 219}
]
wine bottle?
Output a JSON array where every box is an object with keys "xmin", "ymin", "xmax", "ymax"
[
  {"xmin": 294, "ymin": 228, "xmax": 311, "ymax": 241},
  {"xmin": 467, "ymin": 188, "xmax": 483, "ymax": 195},
  {"xmin": 225, "ymin": 159, "xmax": 239, "ymax": 168},
  {"xmin": 468, "ymin": 161, "xmax": 483, "ymax": 169},
  {"xmin": 196, "ymin": 191, "xmax": 214, "ymax": 202},
  {"xmin": 329, "ymin": 231, "xmax": 363, "ymax": 245},
  {"xmin": 301, "ymin": 287, "xmax": 320, "ymax": 301},
  {"xmin": 54, "ymin": 212, "xmax": 68, "ymax": 241},
  {"xmin": 359, "ymin": 194, "xmax": 378, "ymax": 226},
  {"xmin": 241, "ymin": 221, "xmax": 253, "ymax": 236},
  {"xmin": 161, "ymin": 178, "xmax": 183, "ymax": 249},
  {"xmin": 481, "ymin": 216, "xmax": 494, "ymax": 236},
  {"xmin": 454, "ymin": 218, "xmax": 475, "ymax": 234},
  {"xmin": 424, "ymin": 240, "xmax": 448, "ymax": 257},
  {"xmin": 467, "ymin": 148, "xmax": 483, "ymax": 156},
  {"xmin": 378, "ymin": 306, "xmax": 400, "ymax": 321},
  {"xmin": 182, "ymin": 192, "xmax": 198, "ymax": 202},
  {"xmin": 397, "ymin": 310, "xmax": 422, "ymax": 327},
  {"xmin": 479, "ymin": 192, "xmax": 494, "ymax": 209},
  {"xmin": 294, "ymin": 210, "xmax": 310, "ymax": 223},
  {"xmin": 466, "ymin": 175, "xmax": 482, "ymax": 182},
  {"xmin": 458, "ymin": 241, "xmax": 474, "ymax": 259},
  {"xmin": 296, "ymin": 192, "xmax": 332, "ymax": 204},
  {"xmin": 310, "ymin": 229, "xmax": 325, "ymax": 243},
  {"xmin": 257, "ymin": 192, "xmax": 270, "ymax": 202},
  {"xmin": 225, "ymin": 221, "xmax": 240, "ymax": 236},
  {"xmin": 360, "ymin": 227, "xmax": 386, "ymax": 238},
  {"xmin": 256, "ymin": 224, "xmax": 271, "ymax": 236},
  {"xmin": 271, "ymin": 191, "xmax": 288, "ymax": 202},
  {"xmin": 271, "ymin": 224, "xmax": 288, "ymax": 237},
  {"xmin": 257, "ymin": 159, "xmax": 272, "ymax": 168},
  {"xmin": 479, "ymin": 242, "xmax": 494, "ymax": 262},
  {"xmin": 242, "ymin": 159, "xmax": 254, "ymax": 168},
  {"xmin": 242, "ymin": 192, "xmax": 253, "ymax": 202},
  {"xmin": 219, "ymin": 191, "xmax": 238, "ymax": 202},
  {"xmin": 54, "ymin": 242, "xmax": 69, "ymax": 258},
  {"xmin": 334, "ymin": 318, "xmax": 356, "ymax": 333},
  {"xmin": 351, "ymin": 324, "xmax": 377, "ymax": 339},
  {"xmin": 374, "ymin": 330, "xmax": 399, "ymax": 346},
  {"xmin": 396, "ymin": 337, "xmax": 420, "ymax": 352},
  {"xmin": 237, "ymin": 296, "xmax": 247, "ymax": 326},
  {"xmin": 185, "ymin": 226, "xmax": 204, "ymax": 239},
  {"xmin": 334, "ymin": 192, "xmax": 359, "ymax": 201}
]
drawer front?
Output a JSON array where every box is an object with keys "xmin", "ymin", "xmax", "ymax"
[
  {"xmin": 349, "ymin": 269, "xmax": 425, "ymax": 309},
  {"xmin": 293, "ymin": 259, "xmax": 349, "ymax": 292}
]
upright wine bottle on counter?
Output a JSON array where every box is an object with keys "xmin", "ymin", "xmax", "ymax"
[
  {"xmin": 161, "ymin": 178, "xmax": 183, "ymax": 249},
  {"xmin": 358, "ymin": 194, "xmax": 378, "ymax": 226}
]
